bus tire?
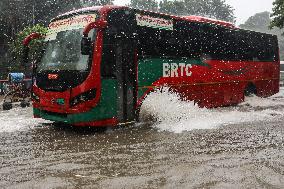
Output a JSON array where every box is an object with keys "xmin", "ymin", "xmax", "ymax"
[
  {"xmin": 135, "ymin": 107, "xmax": 141, "ymax": 122},
  {"xmin": 20, "ymin": 101, "xmax": 28, "ymax": 108},
  {"xmin": 3, "ymin": 102, "xmax": 12, "ymax": 111},
  {"xmin": 244, "ymin": 83, "xmax": 257, "ymax": 97}
]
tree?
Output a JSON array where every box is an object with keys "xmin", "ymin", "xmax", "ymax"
[
  {"xmin": 81, "ymin": 0, "xmax": 114, "ymax": 6},
  {"xmin": 159, "ymin": 0, "xmax": 235, "ymax": 23},
  {"xmin": 240, "ymin": 12, "xmax": 271, "ymax": 31},
  {"xmin": 8, "ymin": 24, "xmax": 48, "ymax": 73},
  {"xmin": 129, "ymin": 0, "xmax": 235, "ymax": 22},
  {"xmin": 159, "ymin": 0, "xmax": 186, "ymax": 15},
  {"xmin": 270, "ymin": 0, "xmax": 284, "ymax": 31},
  {"xmin": 240, "ymin": 11, "xmax": 284, "ymax": 61},
  {"xmin": 0, "ymin": 0, "xmax": 31, "ymax": 79},
  {"xmin": 129, "ymin": 0, "xmax": 159, "ymax": 11}
]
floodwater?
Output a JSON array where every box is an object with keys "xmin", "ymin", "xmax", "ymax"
[{"xmin": 1, "ymin": 89, "xmax": 284, "ymax": 188}]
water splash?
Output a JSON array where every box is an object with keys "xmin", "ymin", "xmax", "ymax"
[{"xmin": 140, "ymin": 87, "xmax": 284, "ymax": 133}]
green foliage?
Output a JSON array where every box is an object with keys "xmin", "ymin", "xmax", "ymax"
[
  {"xmin": 8, "ymin": 24, "xmax": 48, "ymax": 72},
  {"xmin": 129, "ymin": 0, "xmax": 159, "ymax": 11},
  {"xmin": 240, "ymin": 12, "xmax": 271, "ymax": 30},
  {"xmin": 80, "ymin": 0, "xmax": 114, "ymax": 7},
  {"xmin": 159, "ymin": 0, "xmax": 185, "ymax": 15},
  {"xmin": 129, "ymin": 0, "xmax": 235, "ymax": 23},
  {"xmin": 160, "ymin": 0, "xmax": 235, "ymax": 23},
  {"xmin": 270, "ymin": 0, "xmax": 284, "ymax": 31},
  {"xmin": 240, "ymin": 11, "xmax": 284, "ymax": 61}
]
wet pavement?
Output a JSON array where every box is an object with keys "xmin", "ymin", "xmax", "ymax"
[{"xmin": 0, "ymin": 90, "xmax": 284, "ymax": 188}]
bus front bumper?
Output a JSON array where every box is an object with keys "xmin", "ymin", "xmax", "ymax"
[{"xmin": 33, "ymin": 107, "xmax": 118, "ymax": 127}]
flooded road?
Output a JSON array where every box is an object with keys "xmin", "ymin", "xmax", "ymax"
[{"xmin": 1, "ymin": 89, "xmax": 284, "ymax": 188}]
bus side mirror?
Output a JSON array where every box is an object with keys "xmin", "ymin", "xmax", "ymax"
[
  {"xmin": 81, "ymin": 20, "xmax": 108, "ymax": 55},
  {"xmin": 81, "ymin": 37, "xmax": 92, "ymax": 55},
  {"xmin": 22, "ymin": 46, "xmax": 29, "ymax": 67},
  {"xmin": 22, "ymin": 32, "xmax": 42, "ymax": 68}
]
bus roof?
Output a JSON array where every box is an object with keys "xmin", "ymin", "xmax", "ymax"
[
  {"xmin": 54, "ymin": 5, "xmax": 236, "ymax": 29},
  {"xmin": 53, "ymin": 5, "xmax": 125, "ymax": 21},
  {"xmin": 181, "ymin": 15, "xmax": 236, "ymax": 28},
  {"xmin": 55, "ymin": 6, "xmax": 102, "ymax": 18}
]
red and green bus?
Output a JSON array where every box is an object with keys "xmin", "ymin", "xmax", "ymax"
[{"xmin": 23, "ymin": 6, "xmax": 280, "ymax": 127}]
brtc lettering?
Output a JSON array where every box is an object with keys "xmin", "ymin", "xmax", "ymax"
[{"xmin": 163, "ymin": 63, "xmax": 192, "ymax": 77}]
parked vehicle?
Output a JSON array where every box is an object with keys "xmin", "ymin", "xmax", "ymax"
[{"xmin": 2, "ymin": 73, "xmax": 31, "ymax": 110}]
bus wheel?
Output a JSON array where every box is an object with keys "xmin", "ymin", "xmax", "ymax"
[
  {"xmin": 135, "ymin": 107, "xmax": 141, "ymax": 122},
  {"xmin": 3, "ymin": 102, "xmax": 12, "ymax": 111},
  {"xmin": 244, "ymin": 83, "xmax": 257, "ymax": 97},
  {"xmin": 20, "ymin": 101, "xmax": 27, "ymax": 108}
]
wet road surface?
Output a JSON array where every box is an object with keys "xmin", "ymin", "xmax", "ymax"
[{"xmin": 1, "ymin": 91, "xmax": 284, "ymax": 188}]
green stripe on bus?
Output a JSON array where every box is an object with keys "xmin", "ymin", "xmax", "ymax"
[{"xmin": 137, "ymin": 58, "xmax": 207, "ymax": 99}]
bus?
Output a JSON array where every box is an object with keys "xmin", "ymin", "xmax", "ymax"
[{"xmin": 23, "ymin": 5, "xmax": 280, "ymax": 127}]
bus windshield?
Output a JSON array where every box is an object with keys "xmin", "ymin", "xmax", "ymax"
[{"xmin": 38, "ymin": 13, "xmax": 97, "ymax": 72}]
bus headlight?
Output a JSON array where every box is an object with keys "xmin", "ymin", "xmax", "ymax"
[{"xmin": 70, "ymin": 88, "xmax": 97, "ymax": 107}]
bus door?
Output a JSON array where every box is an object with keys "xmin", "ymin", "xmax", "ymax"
[{"xmin": 115, "ymin": 38, "xmax": 136, "ymax": 123}]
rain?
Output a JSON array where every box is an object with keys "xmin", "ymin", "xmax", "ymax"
[{"xmin": 1, "ymin": 0, "xmax": 284, "ymax": 188}]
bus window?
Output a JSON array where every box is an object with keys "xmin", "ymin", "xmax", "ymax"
[
  {"xmin": 38, "ymin": 29, "xmax": 96, "ymax": 72},
  {"xmin": 175, "ymin": 21, "xmax": 201, "ymax": 59}
]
